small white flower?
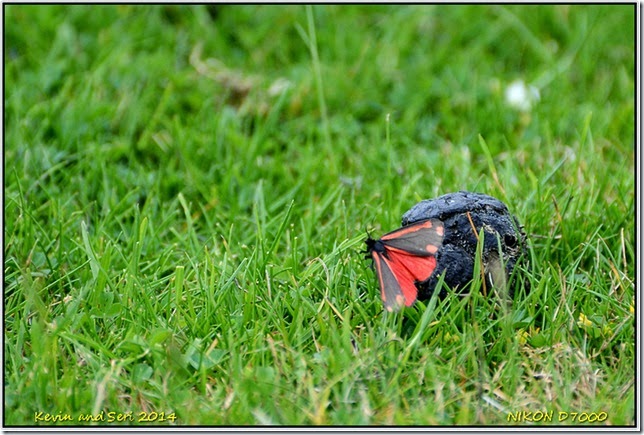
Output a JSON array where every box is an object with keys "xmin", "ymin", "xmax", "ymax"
[
  {"xmin": 268, "ymin": 78, "xmax": 292, "ymax": 96},
  {"xmin": 505, "ymin": 79, "xmax": 540, "ymax": 111}
]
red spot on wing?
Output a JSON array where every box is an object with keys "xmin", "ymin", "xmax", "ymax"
[{"xmin": 424, "ymin": 243, "xmax": 439, "ymax": 254}]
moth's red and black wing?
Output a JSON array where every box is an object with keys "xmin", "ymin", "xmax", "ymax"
[
  {"xmin": 366, "ymin": 219, "xmax": 444, "ymax": 311},
  {"xmin": 369, "ymin": 250, "xmax": 408, "ymax": 311},
  {"xmin": 380, "ymin": 218, "xmax": 444, "ymax": 256},
  {"xmin": 385, "ymin": 251, "xmax": 439, "ymax": 308}
]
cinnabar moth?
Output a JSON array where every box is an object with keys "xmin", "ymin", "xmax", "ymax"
[{"xmin": 365, "ymin": 218, "xmax": 444, "ymax": 312}]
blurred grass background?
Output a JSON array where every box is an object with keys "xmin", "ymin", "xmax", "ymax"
[{"xmin": 4, "ymin": 5, "xmax": 635, "ymax": 426}]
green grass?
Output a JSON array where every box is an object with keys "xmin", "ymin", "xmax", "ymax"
[{"xmin": 4, "ymin": 4, "xmax": 635, "ymax": 426}]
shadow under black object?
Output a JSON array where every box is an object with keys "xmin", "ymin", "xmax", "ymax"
[{"xmin": 402, "ymin": 191, "xmax": 530, "ymax": 300}]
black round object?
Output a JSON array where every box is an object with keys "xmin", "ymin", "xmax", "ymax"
[{"xmin": 401, "ymin": 191, "xmax": 528, "ymax": 299}]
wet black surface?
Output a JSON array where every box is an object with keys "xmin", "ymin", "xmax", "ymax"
[{"xmin": 402, "ymin": 191, "xmax": 528, "ymax": 299}]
